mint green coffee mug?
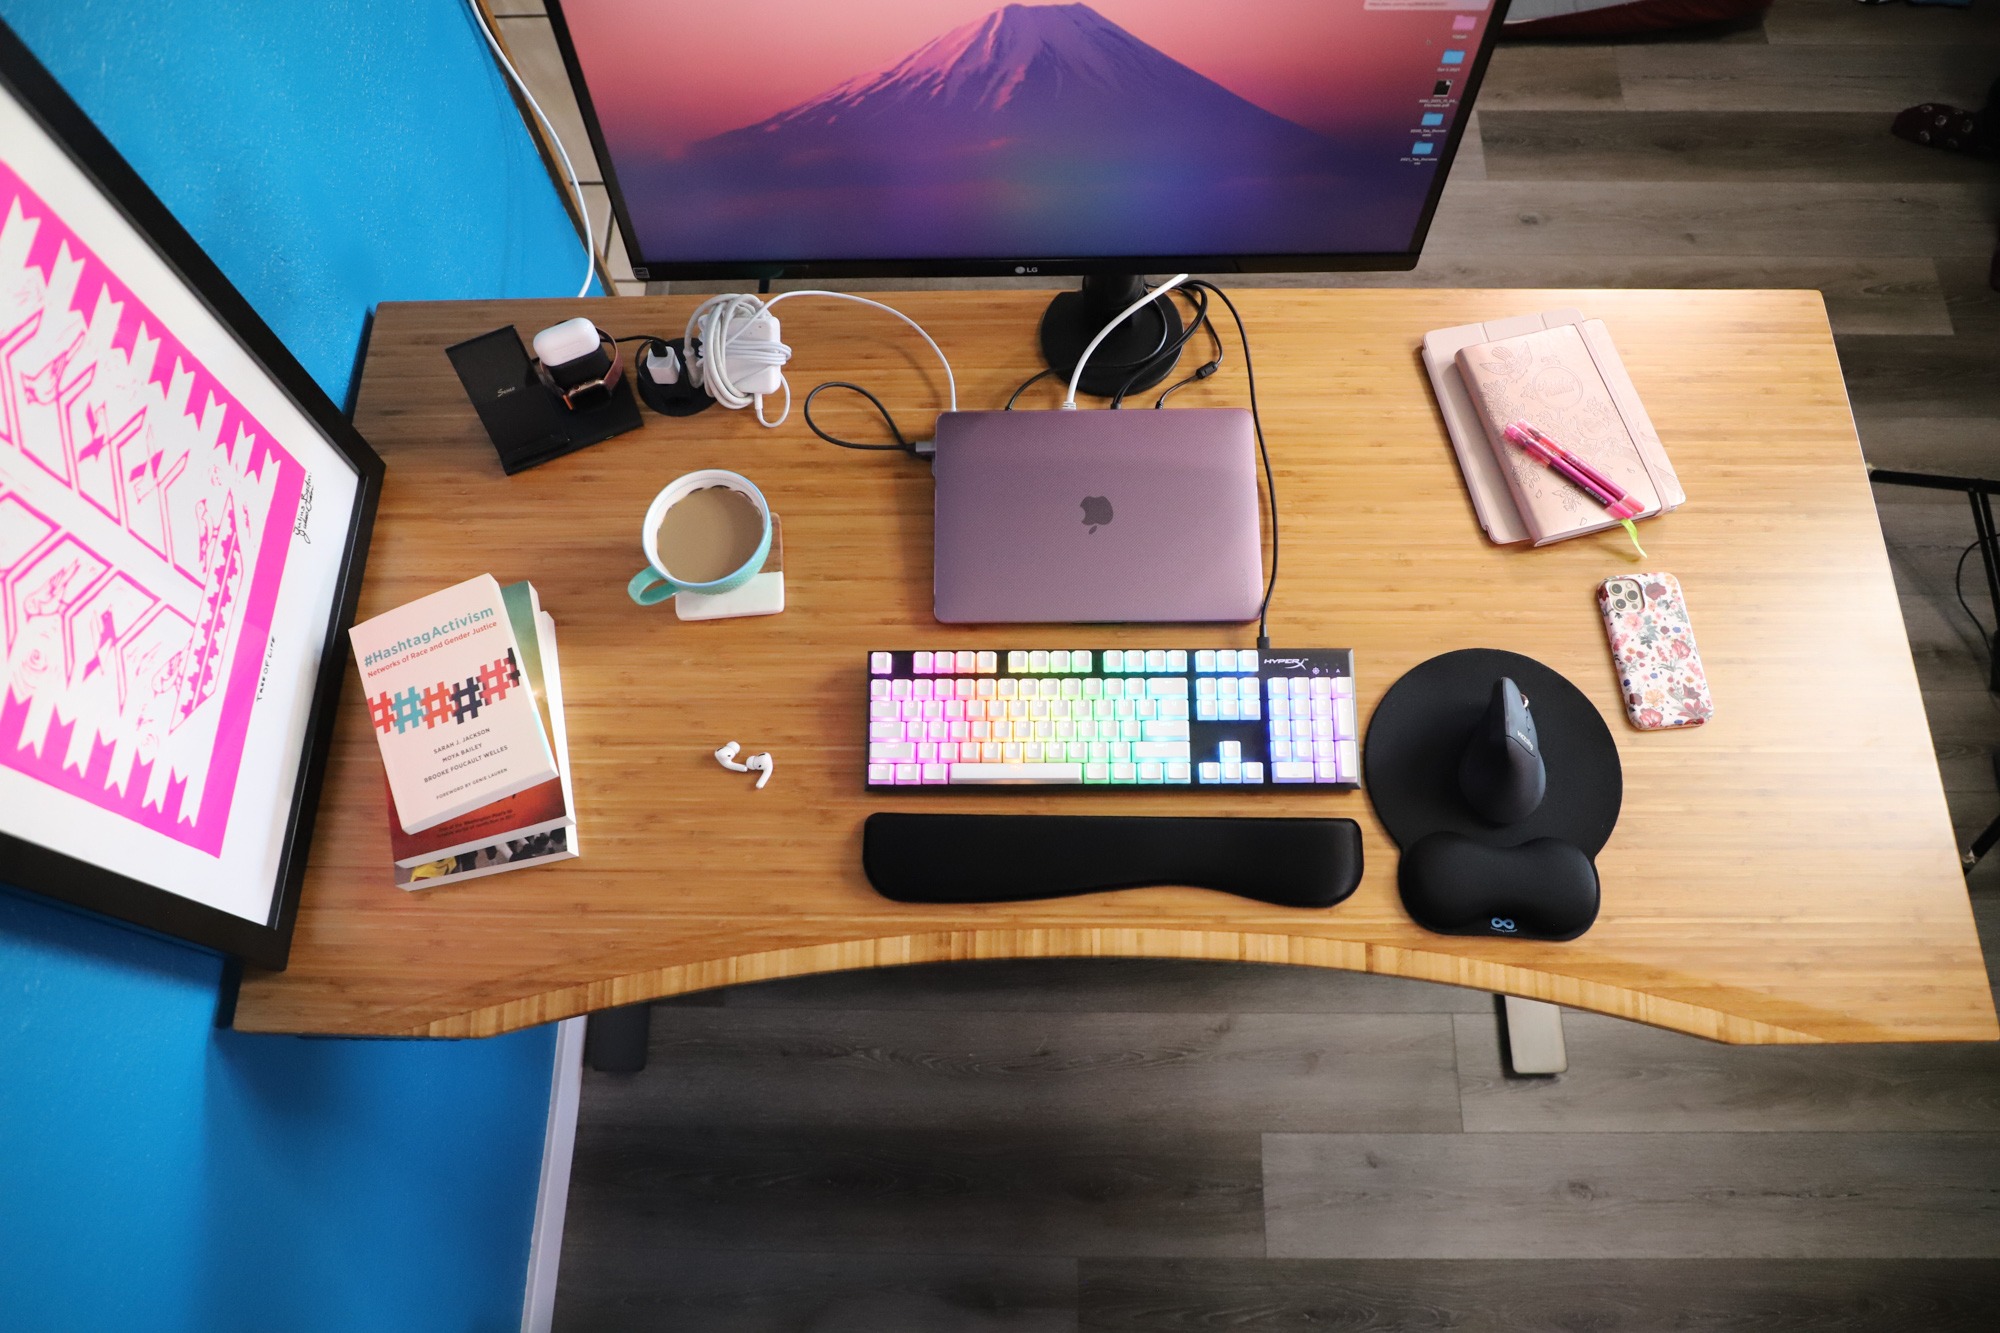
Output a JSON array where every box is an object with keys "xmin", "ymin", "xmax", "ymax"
[{"xmin": 628, "ymin": 470, "xmax": 773, "ymax": 606}]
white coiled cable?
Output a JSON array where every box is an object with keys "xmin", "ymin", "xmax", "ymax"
[{"xmin": 684, "ymin": 290, "xmax": 959, "ymax": 428}]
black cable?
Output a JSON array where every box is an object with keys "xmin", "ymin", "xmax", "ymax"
[
  {"xmin": 1187, "ymin": 280, "xmax": 1278, "ymax": 650},
  {"xmin": 615, "ymin": 330, "xmax": 922, "ymax": 458},
  {"xmin": 1111, "ymin": 286, "xmax": 1210, "ymax": 408},
  {"xmin": 1110, "ymin": 286, "xmax": 1208, "ymax": 407},
  {"xmin": 1956, "ymin": 539, "xmax": 1991, "ymax": 641},
  {"xmin": 1153, "ymin": 316, "xmax": 1226, "ymax": 407},
  {"xmin": 802, "ymin": 380, "xmax": 916, "ymax": 453},
  {"xmin": 1005, "ymin": 368, "xmax": 1056, "ymax": 410}
]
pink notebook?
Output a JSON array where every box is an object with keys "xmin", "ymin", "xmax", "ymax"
[{"xmin": 1450, "ymin": 320, "xmax": 1684, "ymax": 546}]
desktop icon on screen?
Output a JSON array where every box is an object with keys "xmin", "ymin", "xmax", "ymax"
[
  {"xmin": 1412, "ymin": 142, "xmax": 1434, "ymax": 156},
  {"xmin": 1421, "ymin": 113, "xmax": 1444, "ymax": 127},
  {"xmin": 1442, "ymin": 50, "xmax": 1466, "ymax": 65},
  {"xmin": 1454, "ymin": 14, "xmax": 1477, "ymax": 29},
  {"xmin": 1434, "ymin": 80, "xmax": 1453, "ymax": 96}
]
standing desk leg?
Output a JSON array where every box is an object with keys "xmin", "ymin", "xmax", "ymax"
[
  {"xmin": 1963, "ymin": 488, "xmax": 2000, "ymax": 865},
  {"xmin": 1500, "ymin": 996, "xmax": 1568, "ymax": 1075},
  {"xmin": 1971, "ymin": 489, "xmax": 2000, "ymax": 694},
  {"xmin": 521, "ymin": 1016, "xmax": 586, "ymax": 1333},
  {"xmin": 1865, "ymin": 469, "xmax": 2000, "ymax": 867},
  {"xmin": 1969, "ymin": 751, "xmax": 2000, "ymax": 873},
  {"xmin": 584, "ymin": 1002, "xmax": 651, "ymax": 1073}
]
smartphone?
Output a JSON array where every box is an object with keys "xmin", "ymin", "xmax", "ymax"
[{"xmin": 1597, "ymin": 572, "xmax": 1712, "ymax": 729}]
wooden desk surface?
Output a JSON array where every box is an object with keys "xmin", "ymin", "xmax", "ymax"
[{"xmin": 232, "ymin": 289, "xmax": 1997, "ymax": 1044}]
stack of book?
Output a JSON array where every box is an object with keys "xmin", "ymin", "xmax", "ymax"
[
  {"xmin": 349, "ymin": 574, "xmax": 577, "ymax": 889},
  {"xmin": 1423, "ymin": 309, "xmax": 1685, "ymax": 547}
]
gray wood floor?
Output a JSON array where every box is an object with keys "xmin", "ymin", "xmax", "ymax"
[{"xmin": 552, "ymin": 2, "xmax": 2000, "ymax": 1327}]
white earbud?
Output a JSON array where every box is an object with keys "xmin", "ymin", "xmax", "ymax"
[{"xmin": 714, "ymin": 741, "xmax": 774, "ymax": 788}]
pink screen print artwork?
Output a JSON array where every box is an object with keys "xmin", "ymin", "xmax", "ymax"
[{"xmin": 0, "ymin": 162, "xmax": 304, "ymax": 857}]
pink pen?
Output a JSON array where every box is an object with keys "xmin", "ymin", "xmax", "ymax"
[{"xmin": 1502, "ymin": 420, "xmax": 1644, "ymax": 520}]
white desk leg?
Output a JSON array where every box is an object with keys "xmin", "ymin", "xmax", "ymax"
[
  {"xmin": 522, "ymin": 1016, "xmax": 586, "ymax": 1333},
  {"xmin": 1501, "ymin": 996, "xmax": 1568, "ymax": 1075}
]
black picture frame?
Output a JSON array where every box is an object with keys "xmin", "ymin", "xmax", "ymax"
[
  {"xmin": 541, "ymin": 0, "xmax": 1511, "ymax": 284},
  {"xmin": 0, "ymin": 21, "xmax": 382, "ymax": 970}
]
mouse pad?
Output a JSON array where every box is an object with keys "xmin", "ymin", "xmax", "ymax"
[{"xmin": 1365, "ymin": 648, "xmax": 1621, "ymax": 854}]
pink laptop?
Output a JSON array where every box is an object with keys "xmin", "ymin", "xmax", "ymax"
[{"xmin": 932, "ymin": 408, "xmax": 1264, "ymax": 623}]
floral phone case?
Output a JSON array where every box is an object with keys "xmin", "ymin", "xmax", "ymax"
[{"xmin": 1597, "ymin": 572, "xmax": 1712, "ymax": 729}]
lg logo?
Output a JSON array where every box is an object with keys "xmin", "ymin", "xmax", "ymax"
[
  {"xmin": 1014, "ymin": 265, "xmax": 1041, "ymax": 274},
  {"xmin": 1490, "ymin": 917, "xmax": 1518, "ymax": 934},
  {"xmin": 1079, "ymin": 496, "xmax": 1113, "ymax": 533}
]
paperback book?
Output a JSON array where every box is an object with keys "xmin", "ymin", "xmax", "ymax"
[
  {"xmin": 349, "ymin": 574, "xmax": 557, "ymax": 835},
  {"xmin": 384, "ymin": 583, "xmax": 573, "ymax": 867},
  {"xmin": 396, "ymin": 607, "xmax": 579, "ymax": 889}
]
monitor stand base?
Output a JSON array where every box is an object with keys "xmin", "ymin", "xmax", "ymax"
[{"xmin": 1038, "ymin": 274, "xmax": 1185, "ymax": 400}]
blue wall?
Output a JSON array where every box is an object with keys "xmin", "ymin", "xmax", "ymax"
[{"xmin": 0, "ymin": 2, "xmax": 588, "ymax": 1328}]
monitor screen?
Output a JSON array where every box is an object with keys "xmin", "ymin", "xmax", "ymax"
[{"xmin": 549, "ymin": 0, "xmax": 1503, "ymax": 278}]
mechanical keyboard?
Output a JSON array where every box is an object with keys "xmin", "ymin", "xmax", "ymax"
[{"xmin": 865, "ymin": 647, "xmax": 1358, "ymax": 789}]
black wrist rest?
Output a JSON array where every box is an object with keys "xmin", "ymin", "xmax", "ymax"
[{"xmin": 862, "ymin": 813, "xmax": 1363, "ymax": 909}]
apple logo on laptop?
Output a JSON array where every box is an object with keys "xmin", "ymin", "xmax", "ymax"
[{"xmin": 1080, "ymin": 496, "xmax": 1113, "ymax": 533}]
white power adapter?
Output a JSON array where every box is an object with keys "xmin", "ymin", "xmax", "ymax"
[
  {"xmin": 731, "ymin": 311, "xmax": 785, "ymax": 398},
  {"xmin": 684, "ymin": 296, "xmax": 792, "ymax": 416},
  {"xmin": 681, "ymin": 291, "xmax": 956, "ymax": 429}
]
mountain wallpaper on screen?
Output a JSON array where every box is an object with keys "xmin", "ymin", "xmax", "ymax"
[{"xmin": 615, "ymin": 3, "xmax": 1434, "ymax": 263}]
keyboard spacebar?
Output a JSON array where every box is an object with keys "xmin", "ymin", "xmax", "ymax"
[{"xmin": 949, "ymin": 763, "xmax": 1084, "ymax": 784}]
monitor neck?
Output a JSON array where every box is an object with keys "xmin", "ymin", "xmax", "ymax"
[{"xmin": 1038, "ymin": 274, "xmax": 1186, "ymax": 401}]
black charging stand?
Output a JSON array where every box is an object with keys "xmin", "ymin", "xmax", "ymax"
[
  {"xmin": 1038, "ymin": 273, "xmax": 1185, "ymax": 398},
  {"xmin": 445, "ymin": 325, "xmax": 641, "ymax": 474},
  {"xmin": 633, "ymin": 337, "xmax": 715, "ymax": 417}
]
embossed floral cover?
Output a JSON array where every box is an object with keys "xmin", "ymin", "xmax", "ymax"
[{"xmin": 1456, "ymin": 321, "xmax": 1685, "ymax": 546}]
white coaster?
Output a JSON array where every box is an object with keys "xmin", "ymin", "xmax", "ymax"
[{"xmin": 676, "ymin": 570, "xmax": 784, "ymax": 620}]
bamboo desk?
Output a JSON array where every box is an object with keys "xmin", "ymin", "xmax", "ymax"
[{"xmin": 233, "ymin": 290, "xmax": 1997, "ymax": 1045}]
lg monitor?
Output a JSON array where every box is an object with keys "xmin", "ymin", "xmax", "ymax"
[{"xmin": 546, "ymin": 0, "xmax": 1507, "ymax": 392}]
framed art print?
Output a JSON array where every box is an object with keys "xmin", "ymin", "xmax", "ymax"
[{"xmin": 0, "ymin": 22, "xmax": 382, "ymax": 969}]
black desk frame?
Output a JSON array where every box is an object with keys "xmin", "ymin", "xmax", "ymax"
[{"xmin": 1871, "ymin": 466, "xmax": 2000, "ymax": 870}]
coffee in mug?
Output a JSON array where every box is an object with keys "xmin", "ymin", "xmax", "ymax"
[{"xmin": 655, "ymin": 485, "xmax": 766, "ymax": 584}]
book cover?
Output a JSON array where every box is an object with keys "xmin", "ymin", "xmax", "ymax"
[
  {"xmin": 1422, "ymin": 308, "xmax": 1585, "ymax": 545},
  {"xmin": 386, "ymin": 776, "xmax": 568, "ymax": 867},
  {"xmin": 384, "ymin": 582, "xmax": 572, "ymax": 866},
  {"xmin": 396, "ymin": 610, "xmax": 578, "ymax": 889},
  {"xmin": 349, "ymin": 573, "xmax": 556, "ymax": 835},
  {"xmin": 1455, "ymin": 322, "xmax": 1681, "ymax": 546},
  {"xmin": 502, "ymin": 581, "xmax": 556, "ymax": 747}
]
